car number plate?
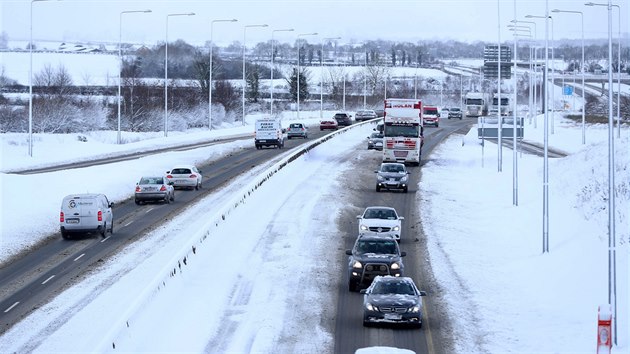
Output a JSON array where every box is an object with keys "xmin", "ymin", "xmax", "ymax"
[
  {"xmin": 259, "ymin": 140, "xmax": 267, "ymax": 143},
  {"xmin": 389, "ymin": 178, "xmax": 396, "ymax": 182},
  {"xmin": 384, "ymin": 313, "xmax": 402, "ymax": 320},
  {"xmin": 66, "ymin": 218, "xmax": 79, "ymax": 224}
]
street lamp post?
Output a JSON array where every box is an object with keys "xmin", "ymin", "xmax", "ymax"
[
  {"xmin": 585, "ymin": 2, "xmax": 621, "ymax": 138},
  {"xmin": 296, "ymin": 32, "xmax": 318, "ymax": 119},
  {"xmin": 526, "ymin": 14, "xmax": 555, "ymax": 133},
  {"xmin": 118, "ymin": 9, "xmax": 151, "ymax": 145},
  {"xmin": 363, "ymin": 47, "xmax": 367, "ymax": 109},
  {"xmin": 270, "ymin": 28, "xmax": 294, "ymax": 115},
  {"xmin": 209, "ymin": 18, "xmax": 237, "ymax": 130},
  {"xmin": 165, "ymin": 12, "xmax": 195, "ymax": 138},
  {"xmin": 242, "ymin": 24, "xmax": 268, "ymax": 125},
  {"xmin": 552, "ymin": 9, "xmax": 585, "ymax": 144},
  {"xmin": 321, "ymin": 37, "xmax": 340, "ymax": 118}
]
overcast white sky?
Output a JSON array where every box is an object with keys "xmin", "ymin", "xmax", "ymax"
[{"xmin": 2, "ymin": 0, "xmax": 627, "ymax": 47}]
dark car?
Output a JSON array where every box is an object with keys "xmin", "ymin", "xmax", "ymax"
[
  {"xmin": 333, "ymin": 112, "xmax": 353, "ymax": 126},
  {"xmin": 448, "ymin": 107, "xmax": 463, "ymax": 119},
  {"xmin": 375, "ymin": 162, "xmax": 410, "ymax": 193},
  {"xmin": 355, "ymin": 109, "xmax": 378, "ymax": 122},
  {"xmin": 367, "ymin": 132, "xmax": 384, "ymax": 150},
  {"xmin": 287, "ymin": 122, "xmax": 308, "ymax": 139},
  {"xmin": 345, "ymin": 235, "xmax": 406, "ymax": 292},
  {"xmin": 361, "ymin": 276, "xmax": 427, "ymax": 328}
]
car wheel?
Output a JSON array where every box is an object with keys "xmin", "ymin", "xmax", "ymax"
[
  {"xmin": 109, "ymin": 222, "xmax": 114, "ymax": 235},
  {"xmin": 287, "ymin": 136, "xmax": 291, "ymax": 140},
  {"xmin": 100, "ymin": 224, "xmax": 106, "ymax": 237},
  {"xmin": 171, "ymin": 193, "xmax": 175, "ymax": 202},
  {"xmin": 135, "ymin": 199, "xmax": 140, "ymax": 205},
  {"xmin": 61, "ymin": 231, "xmax": 69, "ymax": 240},
  {"xmin": 376, "ymin": 185, "xmax": 381, "ymax": 192},
  {"xmin": 363, "ymin": 319, "xmax": 371, "ymax": 327},
  {"xmin": 459, "ymin": 117, "xmax": 462, "ymax": 120},
  {"xmin": 165, "ymin": 195, "xmax": 170, "ymax": 204},
  {"xmin": 403, "ymin": 187, "xmax": 408, "ymax": 193}
]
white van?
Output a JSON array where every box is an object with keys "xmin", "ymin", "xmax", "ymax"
[
  {"xmin": 60, "ymin": 193, "xmax": 114, "ymax": 239},
  {"xmin": 254, "ymin": 118, "xmax": 284, "ymax": 149}
]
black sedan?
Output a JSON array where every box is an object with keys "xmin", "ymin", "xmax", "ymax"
[{"xmin": 361, "ymin": 276, "xmax": 427, "ymax": 328}]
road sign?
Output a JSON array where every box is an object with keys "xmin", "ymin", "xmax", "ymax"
[{"xmin": 563, "ymin": 85, "xmax": 573, "ymax": 96}]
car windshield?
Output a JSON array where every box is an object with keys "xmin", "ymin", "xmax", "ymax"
[
  {"xmin": 381, "ymin": 164, "xmax": 405, "ymax": 173},
  {"xmin": 140, "ymin": 177, "xmax": 164, "ymax": 184},
  {"xmin": 290, "ymin": 124, "xmax": 302, "ymax": 128},
  {"xmin": 370, "ymin": 133, "xmax": 383, "ymax": 138},
  {"xmin": 357, "ymin": 240, "xmax": 397, "ymax": 255},
  {"xmin": 364, "ymin": 209, "xmax": 397, "ymax": 220},
  {"xmin": 451, "ymin": 108, "xmax": 461, "ymax": 112},
  {"xmin": 334, "ymin": 114, "xmax": 347, "ymax": 118},
  {"xmin": 371, "ymin": 281, "xmax": 415, "ymax": 295}
]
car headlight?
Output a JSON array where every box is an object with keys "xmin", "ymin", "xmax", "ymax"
[
  {"xmin": 352, "ymin": 260, "xmax": 363, "ymax": 269},
  {"xmin": 368, "ymin": 140, "xmax": 374, "ymax": 144},
  {"xmin": 409, "ymin": 305, "xmax": 420, "ymax": 313},
  {"xmin": 392, "ymin": 226, "xmax": 400, "ymax": 232},
  {"xmin": 391, "ymin": 262, "xmax": 400, "ymax": 270},
  {"xmin": 377, "ymin": 175, "xmax": 385, "ymax": 181},
  {"xmin": 366, "ymin": 303, "xmax": 378, "ymax": 311},
  {"xmin": 400, "ymin": 175, "xmax": 408, "ymax": 182},
  {"xmin": 360, "ymin": 225, "xmax": 368, "ymax": 231}
]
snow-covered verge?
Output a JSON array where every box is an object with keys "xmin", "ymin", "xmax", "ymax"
[{"xmin": 421, "ymin": 113, "xmax": 628, "ymax": 353}]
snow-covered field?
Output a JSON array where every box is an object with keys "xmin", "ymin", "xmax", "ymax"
[{"xmin": 0, "ymin": 108, "xmax": 628, "ymax": 353}]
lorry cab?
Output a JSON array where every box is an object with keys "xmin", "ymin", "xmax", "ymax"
[
  {"xmin": 60, "ymin": 193, "xmax": 114, "ymax": 239},
  {"xmin": 254, "ymin": 118, "xmax": 284, "ymax": 149}
]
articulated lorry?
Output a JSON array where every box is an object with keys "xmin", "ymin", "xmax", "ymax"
[{"xmin": 382, "ymin": 99, "xmax": 424, "ymax": 166}]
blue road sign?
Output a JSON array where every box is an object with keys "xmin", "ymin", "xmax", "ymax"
[{"xmin": 563, "ymin": 85, "xmax": 574, "ymax": 96}]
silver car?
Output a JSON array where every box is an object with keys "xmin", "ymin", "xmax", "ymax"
[
  {"xmin": 166, "ymin": 165, "xmax": 203, "ymax": 190},
  {"xmin": 287, "ymin": 122, "xmax": 308, "ymax": 139},
  {"xmin": 135, "ymin": 176, "xmax": 175, "ymax": 205},
  {"xmin": 375, "ymin": 163, "xmax": 410, "ymax": 193}
]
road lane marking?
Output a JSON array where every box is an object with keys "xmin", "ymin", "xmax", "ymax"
[
  {"xmin": 124, "ymin": 221, "xmax": 133, "ymax": 227},
  {"xmin": 4, "ymin": 302, "xmax": 19, "ymax": 313},
  {"xmin": 74, "ymin": 254, "xmax": 85, "ymax": 261},
  {"xmin": 101, "ymin": 236, "xmax": 111, "ymax": 243},
  {"xmin": 42, "ymin": 275, "xmax": 55, "ymax": 285}
]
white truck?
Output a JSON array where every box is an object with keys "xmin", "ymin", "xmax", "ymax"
[
  {"xmin": 491, "ymin": 93, "xmax": 511, "ymax": 116},
  {"xmin": 254, "ymin": 118, "xmax": 284, "ymax": 149},
  {"xmin": 464, "ymin": 92, "xmax": 489, "ymax": 117},
  {"xmin": 382, "ymin": 99, "xmax": 424, "ymax": 166}
]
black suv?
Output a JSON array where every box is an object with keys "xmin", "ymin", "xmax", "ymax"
[
  {"xmin": 333, "ymin": 112, "xmax": 353, "ymax": 126},
  {"xmin": 345, "ymin": 235, "xmax": 406, "ymax": 292}
]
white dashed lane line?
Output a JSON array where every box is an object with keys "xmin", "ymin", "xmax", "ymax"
[
  {"xmin": 4, "ymin": 302, "xmax": 19, "ymax": 313},
  {"xmin": 74, "ymin": 253, "xmax": 85, "ymax": 262},
  {"xmin": 42, "ymin": 275, "xmax": 55, "ymax": 285}
]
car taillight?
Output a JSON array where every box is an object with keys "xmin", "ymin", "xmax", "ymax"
[
  {"xmin": 160, "ymin": 185, "xmax": 167, "ymax": 191},
  {"xmin": 135, "ymin": 186, "xmax": 141, "ymax": 192},
  {"xmin": 98, "ymin": 210, "xmax": 103, "ymax": 222},
  {"xmin": 60, "ymin": 211, "xmax": 64, "ymax": 222},
  {"xmin": 166, "ymin": 175, "xmax": 173, "ymax": 179},
  {"xmin": 189, "ymin": 174, "xmax": 196, "ymax": 179}
]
